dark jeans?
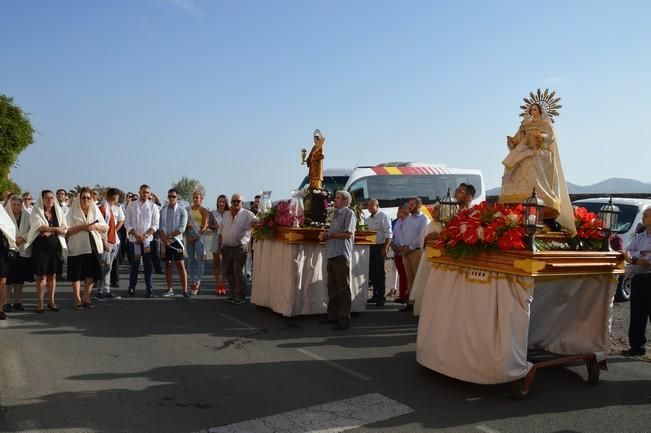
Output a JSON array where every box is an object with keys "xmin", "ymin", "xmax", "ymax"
[
  {"xmin": 151, "ymin": 238, "xmax": 163, "ymax": 273},
  {"xmin": 629, "ymin": 273, "xmax": 651, "ymax": 352},
  {"xmin": 128, "ymin": 242, "xmax": 153, "ymax": 293},
  {"xmin": 110, "ymin": 251, "xmax": 119, "ymax": 286},
  {"xmin": 222, "ymin": 245, "xmax": 247, "ymax": 299},
  {"xmin": 369, "ymin": 244, "xmax": 386, "ymax": 301},
  {"xmin": 327, "ymin": 255, "xmax": 351, "ymax": 325},
  {"xmin": 118, "ymin": 226, "xmax": 129, "ymax": 264}
]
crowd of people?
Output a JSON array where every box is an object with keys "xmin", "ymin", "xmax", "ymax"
[
  {"xmin": 3, "ymin": 180, "xmax": 646, "ymax": 353},
  {"xmin": 0, "ymin": 182, "xmax": 478, "ymax": 328},
  {"xmin": 0, "ymin": 185, "xmax": 258, "ymax": 319}
]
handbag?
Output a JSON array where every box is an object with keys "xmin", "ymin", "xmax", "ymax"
[
  {"xmin": 89, "ymin": 232, "xmax": 111, "ymax": 275},
  {"xmin": 1, "ymin": 233, "xmax": 17, "ymax": 261}
]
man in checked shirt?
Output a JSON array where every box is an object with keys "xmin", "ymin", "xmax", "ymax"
[
  {"xmin": 622, "ymin": 208, "xmax": 651, "ymax": 356},
  {"xmin": 319, "ymin": 191, "xmax": 356, "ymax": 331}
]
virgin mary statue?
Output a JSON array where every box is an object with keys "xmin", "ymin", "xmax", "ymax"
[{"xmin": 498, "ymin": 89, "xmax": 576, "ymax": 235}]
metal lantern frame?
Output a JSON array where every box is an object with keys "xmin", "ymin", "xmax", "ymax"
[
  {"xmin": 522, "ymin": 188, "xmax": 545, "ymax": 250},
  {"xmin": 598, "ymin": 196, "xmax": 620, "ymax": 251},
  {"xmin": 439, "ymin": 187, "xmax": 458, "ymax": 223}
]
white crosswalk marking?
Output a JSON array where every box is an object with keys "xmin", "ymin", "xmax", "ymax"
[
  {"xmin": 189, "ymin": 393, "xmax": 413, "ymax": 433},
  {"xmin": 475, "ymin": 424, "xmax": 502, "ymax": 433}
]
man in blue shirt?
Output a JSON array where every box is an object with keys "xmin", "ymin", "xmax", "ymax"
[
  {"xmin": 319, "ymin": 191, "xmax": 356, "ymax": 330},
  {"xmin": 400, "ymin": 197, "xmax": 429, "ymax": 312},
  {"xmin": 622, "ymin": 208, "xmax": 651, "ymax": 356},
  {"xmin": 158, "ymin": 189, "xmax": 190, "ymax": 298}
]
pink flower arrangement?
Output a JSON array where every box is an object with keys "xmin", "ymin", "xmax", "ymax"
[{"xmin": 253, "ymin": 200, "xmax": 304, "ymax": 240}]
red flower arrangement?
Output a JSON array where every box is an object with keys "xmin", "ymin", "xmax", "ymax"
[
  {"xmin": 435, "ymin": 201, "xmax": 527, "ymax": 259},
  {"xmin": 572, "ymin": 206, "xmax": 605, "ymax": 250}
]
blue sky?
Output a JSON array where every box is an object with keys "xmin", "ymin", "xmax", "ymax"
[{"xmin": 2, "ymin": 0, "xmax": 650, "ymax": 206}]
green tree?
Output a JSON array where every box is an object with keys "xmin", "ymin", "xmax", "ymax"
[
  {"xmin": 0, "ymin": 95, "xmax": 35, "ymax": 193},
  {"xmin": 68, "ymin": 185, "xmax": 85, "ymax": 199},
  {"xmin": 0, "ymin": 175, "xmax": 21, "ymax": 196},
  {"xmin": 171, "ymin": 176, "xmax": 205, "ymax": 202}
]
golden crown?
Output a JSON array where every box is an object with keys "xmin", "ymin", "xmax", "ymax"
[{"xmin": 520, "ymin": 88, "xmax": 562, "ymax": 123}]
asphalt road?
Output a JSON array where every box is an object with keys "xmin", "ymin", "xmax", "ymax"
[{"xmin": 1, "ymin": 267, "xmax": 650, "ymax": 433}]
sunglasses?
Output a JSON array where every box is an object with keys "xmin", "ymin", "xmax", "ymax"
[
  {"xmin": 168, "ymin": 195, "xmax": 177, "ymax": 198},
  {"xmin": 80, "ymin": 196, "xmax": 92, "ymax": 200},
  {"xmin": 231, "ymin": 200, "xmax": 242, "ymax": 204}
]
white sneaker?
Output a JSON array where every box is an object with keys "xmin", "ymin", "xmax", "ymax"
[{"xmin": 162, "ymin": 288, "xmax": 175, "ymax": 297}]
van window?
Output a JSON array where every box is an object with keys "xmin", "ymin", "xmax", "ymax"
[
  {"xmin": 574, "ymin": 203, "xmax": 640, "ymax": 234},
  {"xmin": 348, "ymin": 174, "xmax": 482, "ymax": 208}
]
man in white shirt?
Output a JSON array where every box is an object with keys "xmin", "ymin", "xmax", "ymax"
[
  {"xmin": 21, "ymin": 192, "xmax": 33, "ymax": 214},
  {"xmin": 109, "ymin": 196, "xmax": 126, "ymax": 288},
  {"xmin": 454, "ymin": 183, "xmax": 476, "ymax": 210},
  {"xmin": 56, "ymin": 189, "xmax": 69, "ymax": 216},
  {"xmin": 364, "ymin": 198, "xmax": 392, "ymax": 306},
  {"xmin": 124, "ymin": 184, "xmax": 160, "ymax": 298},
  {"xmin": 219, "ymin": 193, "xmax": 257, "ymax": 304}
]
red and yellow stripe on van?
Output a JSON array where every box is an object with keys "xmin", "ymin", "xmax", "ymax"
[{"xmin": 371, "ymin": 166, "xmax": 451, "ymax": 175}]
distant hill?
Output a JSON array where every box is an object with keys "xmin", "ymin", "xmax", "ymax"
[{"xmin": 487, "ymin": 178, "xmax": 651, "ymax": 196}]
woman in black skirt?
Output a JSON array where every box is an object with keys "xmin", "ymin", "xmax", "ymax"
[
  {"xmin": 66, "ymin": 187, "xmax": 107, "ymax": 310},
  {"xmin": 0, "ymin": 203, "xmax": 18, "ymax": 320},
  {"xmin": 4, "ymin": 195, "xmax": 33, "ymax": 312},
  {"xmin": 26, "ymin": 190, "xmax": 68, "ymax": 313}
]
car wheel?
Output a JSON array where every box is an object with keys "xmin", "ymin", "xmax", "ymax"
[{"xmin": 615, "ymin": 275, "xmax": 632, "ymax": 302}]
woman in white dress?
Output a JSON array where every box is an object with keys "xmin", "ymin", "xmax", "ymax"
[{"xmin": 208, "ymin": 194, "xmax": 229, "ymax": 294}]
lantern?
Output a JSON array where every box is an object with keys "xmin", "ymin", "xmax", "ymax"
[
  {"xmin": 439, "ymin": 188, "xmax": 458, "ymax": 223},
  {"xmin": 522, "ymin": 188, "xmax": 545, "ymax": 250},
  {"xmin": 598, "ymin": 196, "xmax": 620, "ymax": 251}
]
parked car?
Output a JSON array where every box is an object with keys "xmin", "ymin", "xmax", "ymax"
[{"xmin": 572, "ymin": 197, "xmax": 651, "ymax": 301}]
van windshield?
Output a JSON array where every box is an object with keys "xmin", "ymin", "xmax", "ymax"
[
  {"xmin": 348, "ymin": 174, "xmax": 483, "ymax": 207},
  {"xmin": 299, "ymin": 176, "xmax": 350, "ymax": 195},
  {"xmin": 573, "ymin": 203, "xmax": 640, "ymax": 234}
]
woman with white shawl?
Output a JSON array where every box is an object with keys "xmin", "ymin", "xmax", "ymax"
[
  {"xmin": 409, "ymin": 204, "xmax": 443, "ymax": 316},
  {"xmin": 4, "ymin": 195, "xmax": 33, "ymax": 313},
  {"xmin": 66, "ymin": 187, "xmax": 107, "ymax": 310},
  {"xmin": 25, "ymin": 190, "xmax": 68, "ymax": 313},
  {"xmin": 0, "ymin": 202, "xmax": 18, "ymax": 320}
]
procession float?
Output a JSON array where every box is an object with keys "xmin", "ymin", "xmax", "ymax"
[
  {"xmin": 415, "ymin": 89, "xmax": 625, "ymax": 399},
  {"xmin": 250, "ymin": 129, "xmax": 376, "ymax": 317}
]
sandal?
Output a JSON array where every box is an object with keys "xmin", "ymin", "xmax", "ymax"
[
  {"xmin": 47, "ymin": 303, "xmax": 60, "ymax": 312},
  {"xmin": 36, "ymin": 308, "xmax": 45, "ymax": 314},
  {"xmin": 83, "ymin": 302, "xmax": 96, "ymax": 309},
  {"xmin": 74, "ymin": 304, "xmax": 84, "ymax": 311}
]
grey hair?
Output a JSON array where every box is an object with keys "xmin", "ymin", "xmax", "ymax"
[
  {"xmin": 367, "ymin": 198, "xmax": 379, "ymax": 206},
  {"xmin": 335, "ymin": 190, "xmax": 352, "ymax": 206}
]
